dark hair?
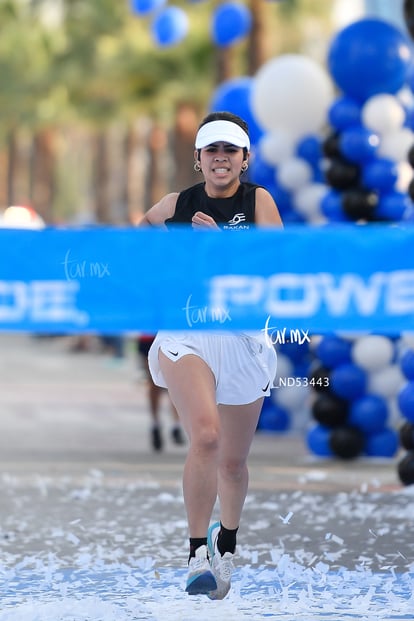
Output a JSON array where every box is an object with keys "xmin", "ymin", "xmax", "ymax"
[
  {"xmin": 196, "ymin": 111, "xmax": 249, "ymax": 160},
  {"xmin": 198, "ymin": 111, "xmax": 249, "ymax": 136}
]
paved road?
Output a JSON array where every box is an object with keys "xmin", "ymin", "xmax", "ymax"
[
  {"xmin": 0, "ymin": 333, "xmax": 402, "ymax": 487},
  {"xmin": 0, "ymin": 333, "xmax": 411, "ymax": 567},
  {"xmin": 0, "ymin": 333, "xmax": 414, "ymax": 620}
]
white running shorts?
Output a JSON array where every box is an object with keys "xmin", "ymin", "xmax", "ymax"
[{"xmin": 148, "ymin": 331, "xmax": 277, "ymax": 406}]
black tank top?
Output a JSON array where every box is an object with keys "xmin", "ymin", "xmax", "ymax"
[{"xmin": 166, "ymin": 182, "xmax": 259, "ymax": 230}]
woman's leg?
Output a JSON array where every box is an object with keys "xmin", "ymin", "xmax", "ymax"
[
  {"xmin": 158, "ymin": 351, "xmax": 219, "ymax": 538},
  {"xmin": 205, "ymin": 399, "xmax": 263, "ymax": 600},
  {"xmin": 217, "ymin": 398, "xmax": 264, "ymax": 530}
]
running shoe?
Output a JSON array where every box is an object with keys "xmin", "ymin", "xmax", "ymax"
[
  {"xmin": 185, "ymin": 545, "xmax": 217, "ymax": 595},
  {"xmin": 207, "ymin": 521, "xmax": 235, "ymax": 600}
]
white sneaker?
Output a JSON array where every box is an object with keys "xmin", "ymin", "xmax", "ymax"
[
  {"xmin": 207, "ymin": 522, "xmax": 235, "ymax": 600},
  {"xmin": 185, "ymin": 544, "xmax": 217, "ymax": 595}
]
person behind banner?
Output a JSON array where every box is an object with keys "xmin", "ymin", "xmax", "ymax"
[
  {"xmin": 137, "ymin": 334, "xmax": 186, "ymax": 451},
  {"xmin": 138, "ymin": 111, "xmax": 283, "ymax": 599}
]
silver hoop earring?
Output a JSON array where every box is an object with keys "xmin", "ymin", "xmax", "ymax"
[
  {"xmin": 194, "ymin": 161, "xmax": 201, "ymax": 172},
  {"xmin": 241, "ymin": 162, "xmax": 249, "ymax": 172}
]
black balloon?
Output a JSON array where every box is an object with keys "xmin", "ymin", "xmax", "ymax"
[
  {"xmin": 322, "ymin": 132, "xmax": 342, "ymax": 158},
  {"xmin": 398, "ymin": 451, "xmax": 414, "ymax": 485},
  {"xmin": 400, "ymin": 421, "xmax": 414, "ymax": 450},
  {"xmin": 342, "ymin": 188, "xmax": 379, "ymax": 220},
  {"xmin": 404, "ymin": 0, "xmax": 414, "ymax": 40},
  {"xmin": 312, "ymin": 393, "xmax": 349, "ymax": 427},
  {"xmin": 325, "ymin": 158, "xmax": 360, "ymax": 190},
  {"xmin": 408, "ymin": 142, "xmax": 414, "ymax": 168},
  {"xmin": 329, "ymin": 425, "xmax": 365, "ymax": 460},
  {"xmin": 408, "ymin": 177, "xmax": 414, "ymax": 201},
  {"xmin": 309, "ymin": 365, "xmax": 331, "ymax": 393}
]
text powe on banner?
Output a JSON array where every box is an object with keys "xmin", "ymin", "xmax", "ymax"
[{"xmin": 0, "ymin": 224, "xmax": 413, "ymax": 334}]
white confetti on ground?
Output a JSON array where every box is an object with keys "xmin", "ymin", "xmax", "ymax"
[
  {"xmin": 1, "ymin": 472, "xmax": 414, "ymax": 619},
  {"xmin": 0, "ymin": 556, "xmax": 413, "ymax": 620}
]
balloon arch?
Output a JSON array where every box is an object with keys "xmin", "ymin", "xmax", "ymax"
[{"xmin": 250, "ymin": 18, "xmax": 414, "ymax": 483}]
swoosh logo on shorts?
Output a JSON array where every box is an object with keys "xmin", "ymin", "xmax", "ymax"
[
  {"xmin": 168, "ymin": 350, "xmax": 179, "ymax": 357},
  {"xmin": 262, "ymin": 381, "xmax": 270, "ymax": 392}
]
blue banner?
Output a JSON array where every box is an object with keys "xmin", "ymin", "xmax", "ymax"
[{"xmin": 0, "ymin": 224, "xmax": 413, "ymax": 334}]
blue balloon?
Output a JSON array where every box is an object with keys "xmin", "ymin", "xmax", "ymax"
[
  {"xmin": 404, "ymin": 105, "xmax": 414, "ymax": 130},
  {"xmin": 212, "ymin": 2, "xmax": 252, "ymax": 47},
  {"xmin": 269, "ymin": 184, "xmax": 293, "ymax": 215},
  {"xmin": 209, "ymin": 77, "xmax": 264, "ymax": 144},
  {"xmin": 320, "ymin": 190, "xmax": 350, "ymax": 222},
  {"xmin": 362, "ymin": 158, "xmax": 399, "ymax": 193},
  {"xmin": 307, "ymin": 424, "xmax": 333, "ymax": 457},
  {"xmin": 377, "ymin": 191, "xmax": 411, "ymax": 221},
  {"xmin": 130, "ymin": 0, "xmax": 166, "ymax": 15},
  {"xmin": 278, "ymin": 339, "xmax": 310, "ymax": 364},
  {"xmin": 349, "ymin": 394, "xmax": 388, "ymax": 433},
  {"xmin": 316, "ymin": 335, "xmax": 352, "ymax": 368},
  {"xmin": 404, "ymin": 205, "xmax": 414, "ymax": 222},
  {"xmin": 328, "ymin": 96, "xmax": 361, "ymax": 130},
  {"xmin": 364, "ymin": 428, "xmax": 399, "ymax": 457},
  {"xmin": 296, "ymin": 135, "xmax": 322, "ymax": 166},
  {"xmin": 312, "ymin": 167, "xmax": 325, "ymax": 183},
  {"xmin": 327, "ymin": 18, "xmax": 412, "ymax": 102},
  {"xmin": 282, "ymin": 211, "xmax": 306, "ymax": 224},
  {"xmin": 248, "ymin": 150, "xmax": 276, "ymax": 187},
  {"xmin": 401, "ymin": 349, "xmax": 414, "ymax": 380},
  {"xmin": 256, "ymin": 179, "xmax": 290, "ymax": 212},
  {"xmin": 339, "ymin": 126, "xmax": 380, "ymax": 163},
  {"xmin": 398, "ymin": 381, "xmax": 414, "ymax": 422},
  {"xmin": 406, "ymin": 59, "xmax": 414, "ymax": 92},
  {"xmin": 151, "ymin": 7, "xmax": 189, "ymax": 47},
  {"xmin": 258, "ymin": 398, "xmax": 290, "ymax": 432},
  {"xmin": 295, "ymin": 360, "xmax": 311, "ymax": 378},
  {"xmin": 331, "ymin": 363, "xmax": 367, "ymax": 400}
]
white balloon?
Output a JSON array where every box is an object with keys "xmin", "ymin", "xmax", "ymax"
[
  {"xmin": 258, "ymin": 129, "xmax": 295, "ymax": 166},
  {"xmin": 271, "ymin": 354, "xmax": 294, "ymax": 400},
  {"xmin": 336, "ymin": 332, "xmax": 364, "ymax": 341},
  {"xmin": 378, "ymin": 127, "xmax": 414, "ymax": 161},
  {"xmin": 291, "ymin": 405, "xmax": 312, "ymax": 433},
  {"xmin": 388, "ymin": 397, "xmax": 404, "ymax": 428},
  {"xmin": 396, "ymin": 161, "xmax": 413, "ymax": 192},
  {"xmin": 400, "ymin": 332, "xmax": 414, "ymax": 349},
  {"xmin": 251, "ymin": 54, "xmax": 335, "ymax": 139},
  {"xmin": 351, "ymin": 335, "xmax": 394, "ymax": 371},
  {"xmin": 274, "ymin": 383, "xmax": 309, "ymax": 411},
  {"xmin": 309, "ymin": 214, "xmax": 328, "ymax": 225},
  {"xmin": 309, "ymin": 335, "xmax": 323, "ymax": 350},
  {"xmin": 368, "ymin": 364, "xmax": 405, "ymax": 398},
  {"xmin": 274, "ymin": 353, "xmax": 294, "ymax": 380},
  {"xmin": 293, "ymin": 182, "xmax": 328, "ymax": 218},
  {"xmin": 277, "ymin": 157, "xmax": 313, "ymax": 191},
  {"xmin": 397, "ymin": 86, "xmax": 414, "ymax": 109},
  {"xmin": 362, "ymin": 94, "xmax": 405, "ymax": 134}
]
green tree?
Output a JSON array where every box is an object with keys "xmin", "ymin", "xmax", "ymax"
[{"xmin": 0, "ymin": 0, "xmax": 336, "ymax": 222}]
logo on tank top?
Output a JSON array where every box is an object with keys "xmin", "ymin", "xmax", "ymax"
[{"xmin": 223, "ymin": 213, "xmax": 249, "ymax": 230}]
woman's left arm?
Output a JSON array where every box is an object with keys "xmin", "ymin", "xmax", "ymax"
[{"xmin": 254, "ymin": 187, "xmax": 284, "ymax": 228}]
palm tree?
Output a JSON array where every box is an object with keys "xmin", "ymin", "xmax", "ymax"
[{"xmin": 0, "ymin": 1, "xmax": 57, "ymax": 210}]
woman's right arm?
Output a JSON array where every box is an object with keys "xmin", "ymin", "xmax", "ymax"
[{"xmin": 138, "ymin": 193, "xmax": 179, "ymax": 227}]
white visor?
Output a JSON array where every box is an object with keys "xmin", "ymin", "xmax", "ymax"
[{"xmin": 195, "ymin": 120, "xmax": 250, "ymax": 150}]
